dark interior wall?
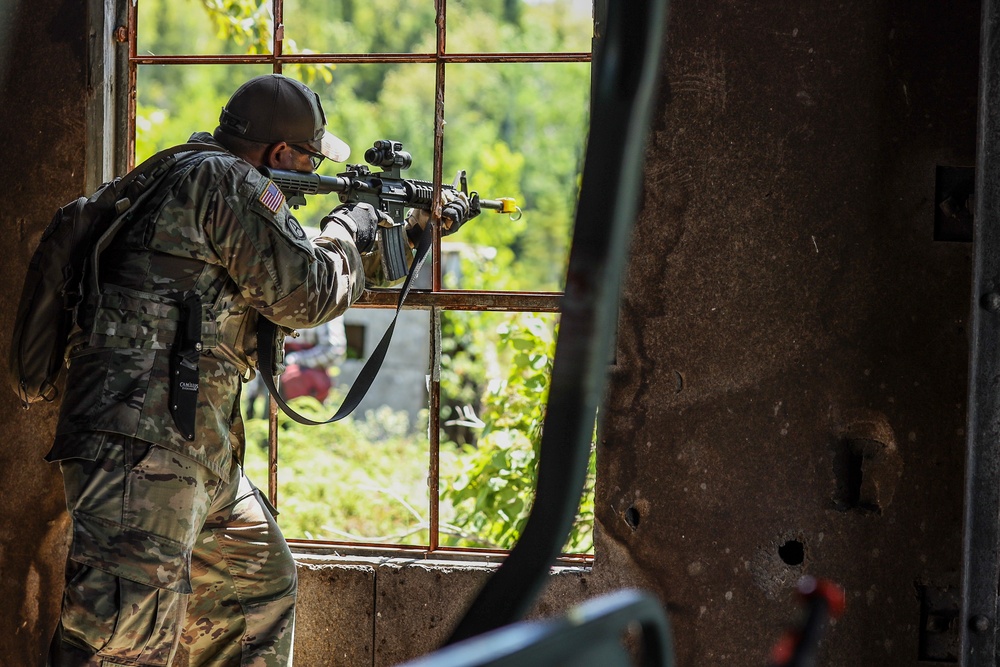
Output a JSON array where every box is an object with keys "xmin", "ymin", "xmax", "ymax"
[
  {"xmin": 0, "ymin": 0, "xmax": 981, "ymax": 665},
  {"xmin": 599, "ymin": 0, "xmax": 977, "ymax": 665},
  {"xmin": 0, "ymin": 0, "xmax": 86, "ymax": 662}
]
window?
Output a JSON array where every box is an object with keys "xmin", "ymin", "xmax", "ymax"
[{"xmin": 117, "ymin": 0, "xmax": 595, "ymax": 560}]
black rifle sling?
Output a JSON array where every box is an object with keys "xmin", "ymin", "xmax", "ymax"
[{"xmin": 256, "ymin": 224, "xmax": 432, "ymax": 425}]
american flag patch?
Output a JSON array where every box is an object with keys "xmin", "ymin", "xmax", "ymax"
[{"xmin": 259, "ymin": 180, "xmax": 285, "ymax": 213}]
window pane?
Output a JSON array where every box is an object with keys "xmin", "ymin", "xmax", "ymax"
[
  {"xmin": 138, "ymin": 62, "xmax": 438, "ymax": 225},
  {"xmin": 242, "ymin": 309, "xmax": 433, "ymax": 545},
  {"xmin": 447, "ymin": 0, "xmax": 593, "ymax": 54},
  {"xmin": 436, "ymin": 311, "xmax": 594, "ymax": 553},
  {"xmin": 272, "ymin": 63, "xmax": 439, "ymax": 229},
  {"xmin": 136, "ymin": 0, "xmax": 273, "ymax": 56},
  {"xmin": 283, "ymin": 0, "xmax": 437, "ymax": 54},
  {"xmin": 130, "ymin": 0, "xmax": 595, "ymax": 555},
  {"xmin": 136, "ymin": 64, "xmax": 274, "ymax": 161},
  {"xmin": 442, "ymin": 62, "xmax": 590, "ymax": 292}
]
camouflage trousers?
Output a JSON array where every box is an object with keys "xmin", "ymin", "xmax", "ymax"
[{"xmin": 48, "ymin": 433, "xmax": 296, "ymax": 666}]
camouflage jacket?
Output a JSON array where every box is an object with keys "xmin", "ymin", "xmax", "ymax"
[{"xmin": 48, "ymin": 132, "xmax": 367, "ymax": 477}]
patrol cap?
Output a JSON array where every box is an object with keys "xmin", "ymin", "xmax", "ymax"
[{"xmin": 217, "ymin": 74, "xmax": 350, "ymax": 162}]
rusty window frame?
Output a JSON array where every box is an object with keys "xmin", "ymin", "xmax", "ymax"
[{"xmin": 120, "ymin": 0, "xmax": 594, "ymax": 563}]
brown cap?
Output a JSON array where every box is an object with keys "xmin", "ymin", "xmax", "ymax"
[{"xmin": 217, "ymin": 74, "xmax": 350, "ymax": 162}]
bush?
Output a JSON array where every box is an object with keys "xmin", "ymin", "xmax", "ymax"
[
  {"xmin": 242, "ymin": 400, "xmax": 440, "ymax": 544},
  {"xmin": 441, "ymin": 314, "xmax": 595, "ymax": 553}
]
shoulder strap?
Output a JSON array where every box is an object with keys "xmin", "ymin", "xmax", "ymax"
[
  {"xmin": 257, "ymin": 225, "xmax": 433, "ymax": 425},
  {"xmin": 121, "ymin": 142, "xmax": 223, "ymax": 189},
  {"xmin": 88, "ymin": 143, "xmax": 227, "ymax": 299}
]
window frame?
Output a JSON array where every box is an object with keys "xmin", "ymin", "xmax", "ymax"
[{"xmin": 100, "ymin": 0, "xmax": 595, "ymax": 562}]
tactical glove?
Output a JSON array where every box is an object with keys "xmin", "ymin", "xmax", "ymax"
[
  {"xmin": 322, "ymin": 202, "xmax": 387, "ymax": 253},
  {"xmin": 405, "ymin": 189, "xmax": 481, "ymax": 242},
  {"xmin": 441, "ymin": 190, "xmax": 481, "ymax": 235}
]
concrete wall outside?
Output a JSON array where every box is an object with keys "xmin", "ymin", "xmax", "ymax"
[
  {"xmin": 336, "ymin": 247, "xmax": 469, "ymax": 426},
  {"xmin": 0, "ymin": 0, "xmax": 983, "ymax": 665},
  {"xmin": 338, "ymin": 309, "xmax": 430, "ymax": 425}
]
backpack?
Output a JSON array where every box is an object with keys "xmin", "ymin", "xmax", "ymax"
[{"xmin": 8, "ymin": 143, "xmax": 218, "ymax": 408}]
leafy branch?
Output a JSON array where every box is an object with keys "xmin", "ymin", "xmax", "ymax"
[
  {"xmin": 197, "ymin": 0, "xmax": 334, "ymax": 84},
  {"xmin": 441, "ymin": 314, "xmax": 596, "ymax": 553}
]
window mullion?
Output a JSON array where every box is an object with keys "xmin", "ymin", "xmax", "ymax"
[
  {"xmin": 268, "ymin": 394, "xmax": 280, "ymax": 510},
  {"xmin": 272, "ymin": 0, "xmax": 283, "ymax": 72},
  {"xmin": 429, "ymin": 307, "xmax": 443, "ymax": 550},
  {"xmin": 428, "ymin": 0, "xmax": 448, "ymax": 552},
  {"xmin": 267, "ymin": 0, "xmax": 283, "ymax": 518},
  {"xmin": 125, "ymin": 0, "xmax": 138, "ymax": 172},
  {"xmin": 433, "ymin": 0, "xmax": 448, "ymax": 294}
]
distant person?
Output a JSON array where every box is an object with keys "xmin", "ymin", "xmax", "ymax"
[
  {"xmin": 281, "ymin": 316, "xmax": 347, "ymax": 403},
  {"xmin": 243, "ymin": 316, "xmax": 347, "ymax": 418}
]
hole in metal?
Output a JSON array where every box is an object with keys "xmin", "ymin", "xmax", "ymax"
[{"xmin": 779, "ymin": 539, "xmax": 804, "ymax": 566}]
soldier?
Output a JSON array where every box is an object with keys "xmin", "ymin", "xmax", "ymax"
[{"xmin": 45, "ymin": 74, "xmax": 475, "ymax": 665}]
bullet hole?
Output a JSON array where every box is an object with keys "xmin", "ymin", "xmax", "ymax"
[
  {"xmin": 624, "ymin": 506, "xmax": 641, "ymax": 530},
  {"xmin": 779, "ymin": 539, "xmax": 804, "ymax": 566}
]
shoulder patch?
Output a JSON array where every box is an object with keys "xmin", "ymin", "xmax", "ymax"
[
  {"xmin": 258, "ymin": 180, "xmax": 286, "ymax": 214},
  {"xmin": 286, "ymin": 218, "xmax": 307, "ymax": 240}
]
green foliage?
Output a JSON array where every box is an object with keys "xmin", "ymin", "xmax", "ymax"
[
  {"xmin": 283, "ymin": 0, "xmax": 437, "ymax": 56},
  {"xmin": 242, "ymin": 312, "xmax": 596, "ymax": 554},
  {"xmin": 242, "ymin": 398, "xmax": 447, "ymax": 543},
  {"xmin": 441, "ymin": 314, "xmax": 596, "ymax": 553},
  {"xmin": 199, "ymin": 0, "xmax": 273, "ymax": 52}
]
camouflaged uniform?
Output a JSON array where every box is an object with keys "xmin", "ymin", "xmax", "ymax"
[{"xmin": 48, "ymin": 132, "xmax": 367, "ymax": 666}]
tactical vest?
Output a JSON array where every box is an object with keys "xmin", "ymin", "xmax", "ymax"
[{"xmin": 68, "ymin": 149, "xmax": 282, "ymax": 381}]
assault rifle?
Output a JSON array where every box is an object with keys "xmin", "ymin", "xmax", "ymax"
[{"xmin": 261, "ymin": 139, "xmax": 520, "ymax": 281}]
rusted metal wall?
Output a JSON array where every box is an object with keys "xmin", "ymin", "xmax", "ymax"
[{"xmin": 599, "ymin": 1, "xmax": 978, "ymax": 665}]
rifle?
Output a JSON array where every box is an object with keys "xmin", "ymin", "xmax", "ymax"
[
  {"xmin": 255, "ymin": 140, "xmax": 519, "ymax": 427},
  {"xmin": 260, "ymin": 139, "xmax": 520, "ymax": 281}
]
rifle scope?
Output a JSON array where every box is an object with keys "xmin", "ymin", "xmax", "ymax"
[{"xmin": 365, "ymin": 140, "xmax": 412, "ymax": 170}]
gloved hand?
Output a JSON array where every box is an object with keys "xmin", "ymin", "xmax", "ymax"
[
  {"xmin": 405, "ymin": 189, "xmax": 481, "ymax": 241},
  {"xmin": 322, "ymin": 202, "xmax": 389, "ymax": 253},
  {"xmin": 441, "ymin": 190, "xmax": 480, "ymax": 235}
]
